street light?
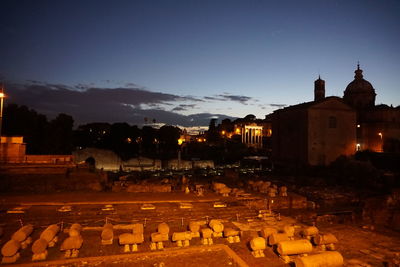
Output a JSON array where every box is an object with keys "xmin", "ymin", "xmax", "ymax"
[{"xmin": 0, "ymin": 87, "xmax": 5, "ymax": 141}]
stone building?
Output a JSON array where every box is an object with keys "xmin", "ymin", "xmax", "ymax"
[
  {"xmin": 343, "ymin": 64, "xmax": 400, "ymax": 153},
  {"xmin": 272, "ymin": 96, "xmax": 356, "ymax": 166},
  {"xmin": 272, "ymin": 64, "xmax": 400, "ymax": 166}
]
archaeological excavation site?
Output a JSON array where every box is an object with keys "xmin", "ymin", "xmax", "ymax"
[{"xmin": 0, "ymin": 164, "xmax": 399, "ymax": 267}]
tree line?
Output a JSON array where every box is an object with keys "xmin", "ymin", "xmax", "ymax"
[
  {"xmin": 2, "ymin": 104, "xmax": 180, "ymax": 160},
  {"xmin": 3, "ymin": 103, "xmax": 256, "ymax": 163}
]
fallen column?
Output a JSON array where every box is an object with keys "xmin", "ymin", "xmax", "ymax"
[
  {"xmin": 200, "ymin": 228, "xmax": 213, "ymax": 245},
  {"xmin": 119, "ymin": 233, "xmax": 144, "ymax": 252},
  {"xmin": 294, "ymin": 251, "xmax": 344, "ymax": 267},
  {"xmin": 223, "ymin": 228, "xmax": 240, "ymax": 243},
  {"xmin": 40, "ymin": 224, "xmax": 60, "ymax": 247},
  {"xmin": 188, "ymin": 221, "xmax": 200, "ymax": 238},
  {"xmin": 101, "ymin": 223, "xmax": 114, "ymax": 245},
  {"xmin": 11, "ymin": 224, "xmax": 34, "ymax": 249},
  {"xmin": 150, "ymin": 223, "xmax": 169, "ymax": 250},
  {"xmin": 32, "ymin": 223, "xmax": 60, "ymax": 261},
  {"xmin": 282, "ymin": 225, "xmax": 296, "ymax": 240},
  {"xmin": 277, "ymin": 239, "xmax": 313, "ymax": 263},
  {"xmin": 172, "ymin": 231, "xmax": 192, "ymax": 247},
  {"xmin": 260, "ymin": 226, "xmax": 278, "ymax": 239},
  {"xmin": 313, "ymin": 233, "xmax": 338, "ymax": 251},
  {"xmin": 250, "ymin": 237, "xmax": 266, "ymax": 258},
  {"xmin": 268, "ymin": 233, "xmax": 290, "ymax": 246},
  {"xmin": 1, "ymin": 239, "xmax": 21, "ymax": 264},
  {"xmin": 209, "ymin": 219, "xmax": 224, "ymax": 238},
  {"xmin": 61, "ymin": 223, "xmax": 83, "ymax": 258},
  {"xmin": 301, "ymin": 226, "xmax": 319, "ymax": 240}
]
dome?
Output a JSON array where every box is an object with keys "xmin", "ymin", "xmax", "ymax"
[
  {"xmin": 343, "ymin": 64, "xmax": 376, "ymax": 109},
  {"xmin": 345, "ymin": 79, "xmax": 374, "ymax": 93},
  {"xmin": 344, "ymin": 64, "xmax": 374, "ymax": 94}
]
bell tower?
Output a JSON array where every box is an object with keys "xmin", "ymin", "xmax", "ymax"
[{"xmin": 314, "ymin": 75, "xmax": 325, "ymax": 101}]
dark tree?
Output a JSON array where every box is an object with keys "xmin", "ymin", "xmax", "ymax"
[
  {"xmin": 158, "ymin": 125, "xmax": 181, "ymax": 158},
  {"xmin": 3, "ymin": 104, "xmax": 48, "ymax": 154},
  {"xmin": 46, "ymin": 113, "xmax": 74, "ymax": 154}
]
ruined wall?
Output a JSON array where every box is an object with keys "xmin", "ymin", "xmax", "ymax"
[
  {"xmin": 24, "ymin": 155, "xmax": 73, "ymax": 164},
  {"xmin": 73, "ymin": 148, "xmax": 122, "ymax": 171},
  {"xmin": 193, "ymin": 160, "xmax": 214, "ymax": 169},
  {"xmin": 166, "ymin": 159, "xmax": 193, "ymax": 170},
  {"xmin": 123, "ymin": 157, "xmax": 162, "ymax": 171}
]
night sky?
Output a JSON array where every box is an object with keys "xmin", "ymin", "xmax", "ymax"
[{"xmin": 1, "ymin": 0, "xmax": 399, "ymax": 127}]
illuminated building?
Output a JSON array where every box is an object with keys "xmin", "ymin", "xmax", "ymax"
[
  {"xmin": 271, "ymin": 64, "xmax": 400, "ymax": 166},
  {"xmin": 344, "ymin": 64, "xmax": 400, "ymax": 153}
]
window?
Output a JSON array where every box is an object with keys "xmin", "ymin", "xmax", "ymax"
[{"xmin": 328, "ymin": 116, "xmax": 337, "ymax": 128}]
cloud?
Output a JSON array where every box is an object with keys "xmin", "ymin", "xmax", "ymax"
[
  {"xmin": 269, "ymin": 103, "xmax": 287, "ymax": 108},
  {"xmin": 125, "ymin": 82, "xmax": 140, "ymax": 88},
  {"xmin": 204, "ymin": 96, "xmax": 224, "ymax": 101},
  {"xmin": 204, "ymin": 93, "xmax": 253, "ymax": 104},
  {"xmin": 172, "ymin": 104, "xmax": 196, "ymax": 111},
  {"xmin": 4, "ymin": 81, "xmax": 236, "ymax": 127}
]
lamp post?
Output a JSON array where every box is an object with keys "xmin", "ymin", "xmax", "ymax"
[{"xmin": 0, "ymin": 87, "xmax": 5, "ymax": 141}]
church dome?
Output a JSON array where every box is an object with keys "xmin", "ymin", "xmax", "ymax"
[
  {"xmin": 345, "ymin": 66, "xmax": 374, "ymax": 93},
  {"xmin": 343, "ymin": 64, "xmax": 376, "ymax": 109}
]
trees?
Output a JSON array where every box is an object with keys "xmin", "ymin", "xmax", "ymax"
[{"xmin": 46, "ymin": 113, "xmax": 74, "ymax": 154}]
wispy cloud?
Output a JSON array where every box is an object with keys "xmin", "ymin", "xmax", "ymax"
[
  {"xmin": 269, "ymin": 103, "xmax": 287, "ymax": 108},
  {"xmin": 204, "ymin": 93, "xmax": 253, "ymax": 104},
  {"xmin": 172, "ymin": 104, "xmax": 197, "ymax": 111}
]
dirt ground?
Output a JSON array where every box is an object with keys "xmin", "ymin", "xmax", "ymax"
[{"xmin": 1, "ymin": 191, "xmax": 400, "ymax": 267}]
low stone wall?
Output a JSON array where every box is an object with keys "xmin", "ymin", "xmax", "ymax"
[
  {"xmin": 0, "ymin": 167, "xmax": 105, "ymax": 193},
  {"xmin": 25, "ymin": 155, "xmax": 73, "ymax": 164},
  {"xmin": 125, "ymin": 184, "xmax": 172, "ymax": 193}
]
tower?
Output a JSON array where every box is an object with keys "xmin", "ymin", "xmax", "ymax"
[{"xmin": 314, "ymin": 75, "xmax": 325, "ymax": 101}]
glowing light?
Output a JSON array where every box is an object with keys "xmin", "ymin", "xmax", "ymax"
[
  {"xmin": 221, "ymin": 130, "xmax": 226, "ymax": 135},
  {"xmin": 235, "ymin": 128, "xmax": 241, "ymax": 134},
  {"xmin": 178, "ymin": 138, "xmax": 184, "ymax": 145},
  {"xmin": 378, "ymin": 132, "xmax": 383, "ymax": 139},
  {"xmin": 357, "ymin": 124, "xmax": 360, "ymax": 128},
  {"xmin": 0, "ymin": 92, "xmax": 4, "ymax": 98}
]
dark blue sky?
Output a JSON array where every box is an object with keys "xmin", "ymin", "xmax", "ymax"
[{"xmin": 1, "ymin": 0, "xmax": 399, "ymax": 127}]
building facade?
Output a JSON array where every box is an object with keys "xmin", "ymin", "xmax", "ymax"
[
  {"xmin": 272, "ymin": 64, "xmax": 400, "ymax": 166},
  {"xmin": 272, "ymin": 97, "xmax": 356, "ymax": 165}
]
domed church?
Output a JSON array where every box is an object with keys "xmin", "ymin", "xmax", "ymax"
[
  {"xmin": 344, "ymin": 64, "xmax": 400, "ymax": 153},
  {"xmin": 272, "ymin": 64, "xmax": 400, "ymax": 166}
]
